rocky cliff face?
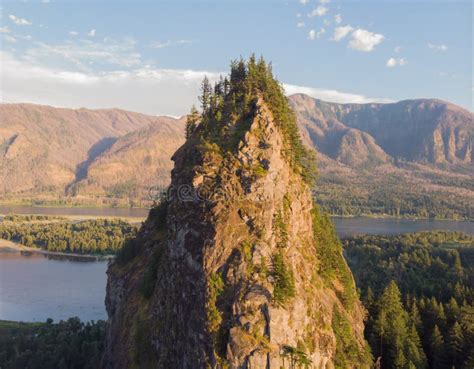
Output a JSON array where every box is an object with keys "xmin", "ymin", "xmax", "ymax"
[{"xmin": 103, "ymin": 59, "xmax": 371, "ymax": 368}]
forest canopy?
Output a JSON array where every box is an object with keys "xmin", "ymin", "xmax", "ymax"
[
  {"xmin": 0, "ymin": 218, "xmax": 138, "ymax": 255},
  {"xmin": 344, "ymin": 231, "xmax": 474, "ymax": 369}
]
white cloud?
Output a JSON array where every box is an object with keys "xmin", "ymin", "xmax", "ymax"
[
  {"xmin": 334, "ymin": 14, "xmax": 342, "ymax": 24},
  {"xmin": 348, "ymin": 28, "xmax": 384, "ymax": 52},
  {"xmin": 308, "ymin": 30, "xmax": 316, "ymax": 40},
  {"xmin": 284, "ymin": 83, "xmax": 392, "ymax": 104},
  {"xmin": 386, "ymin": 57, "xmax": 407, "ymax": 67},
  {"xmin": 149, "ymin": 39, "xmax": 192, "ymax": 49},
  {"xmin": 0, "ymin": 51, "xmax": 222, "ymax": 116},
  {"xmin": 308, "ymin": 29, "xmax": 325, "ymax": 40},
  {"xmin": 0, "ymin": 51, "xmax": 393, "ymax": 116},
  {"xmin": 299, "ymin": 0, "xmax": 309, "ymax": 4},
  {"xmin": 428, "ymin": 43, "xmax": 447, "ymax": 52},
  {"xmin": 297, "ymin": 22, "xmax": 305, "ymax": 28},
  {"xmin": 17, "ymin": 34, "xmax": 32, "ymax": 41},
  {"xmin": 439, "ymin": 72, "xmax": 457, "ymax": 79},
  {"xmin": 9, "ymin": 14, "xmax": 32, "ymax": 26},
  {"xmin": 4, "ymin": 35, "xmax": 17, "ymax": 43},
  {"xmin": 320, "ymin": 0, "xmax": 330, "ymax": 3},
  {"xmin": 308, "ymin": 6, "xmax": 328, "ymax": 18},
  {"xmin": 296, "ymin": 13, "xmax": 302, "ymax": 18},
  {"xmin": 69, "ymin": 31, "xmax": 79, "ymax": 36},
  {"xmin": 88, "ymin": 29, "xmax": 96, "ymax": 37},
  {"xmin": 331, "ymin": 25, "xmax": 353, "ymax": 41},
  {"xmin": 394, "ymin": 46, "xmax": 401, "ymax": 53},
  {"xmin": 0, "ymin": 26, "xmax": 10, "ymax": 33},
  {"xmin": 22, "ymin": 37, "xmax": 141, "ymax": 71}
]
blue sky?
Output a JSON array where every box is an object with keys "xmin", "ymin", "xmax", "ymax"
[{"xmin": 1, "ymin": 0, "xmax": 471, "ymax": 116}]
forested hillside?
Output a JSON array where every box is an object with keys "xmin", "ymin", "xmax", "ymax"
[{"xmin": 344, "ymin": 231, "xmax": 474, "ymax": 369}]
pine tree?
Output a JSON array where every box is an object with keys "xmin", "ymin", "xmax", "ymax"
[
  {"xmin": 459, "ymin": 306, "xmax": 474, "ymax": 369},
  {"xmin": 364, "ymin": 287, "xmax": 377, "ymax": 346},
  {"xmin": 373, "ymin": 281, "xmax": 425, "ymax": 369},
  {"xmin": 446, "ymin": 298, "xmax": 460, "ymax": 326},
  {"xmin": 429, "ymin": 325, "xmax": 446, "ymax": 369},
  {"xmin": 409, "ymin": 300, "xmax": 422, "ymax": 331},
  {"xmin": 185, "ymin": 105, "xmax": 200, "ymax": 139},
  {"xmin": 199, "ymin": 76, "xmax": 212, "ymax": 113},
  {"xmin": 406, "ymin": 323, "xmax": 427, "ymax": 368},
  {"xmin": 447, "ymin": 322, "xmax": 464, "ymax": 367}
]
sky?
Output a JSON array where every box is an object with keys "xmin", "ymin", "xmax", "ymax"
[{"xmin": 0, "ymin": 0, "xmax": 472, "ymax": 116}]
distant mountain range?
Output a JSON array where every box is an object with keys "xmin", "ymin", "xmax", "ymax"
[
  {"xmin": 290, "ymin": 94, "xmax": 473, "ymax": 219},
  {"xmin": 0, "ymin": 96, "xmax": 472, "ymax": 218},
  {"xmin": 0, "ymin": 103, "xmax": 184, "ymax": 206},
  {"xmin": 291, "ymin": 94, "xmax": 472, "ymax": 166}
]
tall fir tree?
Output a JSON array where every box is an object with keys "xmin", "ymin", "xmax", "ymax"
[
  {"xmin": 199, "ymin": 76, "xmax": 212, "ymax": 113},
  {"xmin": 428, "ymin": 325, "xmax": 446, "ymax": 369},
  {"xmin": 447, "ymin": 322, "xmax": 464, "ymax": 367},
  {"xmin": 185, "ymin": 105, "xmax": 200, "ymax": 139},
  {"xmin": 373, "ymin": 281, "xmax": 425, "ymax": 369}
]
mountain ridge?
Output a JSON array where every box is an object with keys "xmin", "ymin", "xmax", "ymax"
[
  {"xmin": 0, "ymin": 96, "xmax": 472, "ymax": 217},
  {"xmin": 0, "ymin": 103, "xmax": 185, "ymax": 206},
  {"xmin": 290, "ymin": 93, "xmax": 473, "ymax": 165}
]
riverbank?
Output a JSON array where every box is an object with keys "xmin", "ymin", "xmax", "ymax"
[
  {"xmin": 0, "ymin": 204, "xmax": 148, "ymax": 221},
  {"xmin": 0, "ymin": 204, "xmax": 472, "ymax": 222},
  {"xmin": 327, "ymin": 213, "xmax": 473, "ymax": 221},
  {"xmin": 0, "ymin": 239, "xmax": 115, "ymax": 260}
]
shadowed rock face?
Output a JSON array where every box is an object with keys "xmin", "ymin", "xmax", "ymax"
[{"xmin": 102, "ymin": 98, "xmax": 370, "ymax": 369}]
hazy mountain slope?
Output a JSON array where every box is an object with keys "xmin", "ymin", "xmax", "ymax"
[
  {"xmin": 290, "ymin": 94, "xmax": 473, "ymax": 165},
  {"xmin": 289, "ymin": 94, "xmax": 474, "ymax": 219},
  {"xmin": 0, "ymin": 97, "xmax": 472, "ymax": 218},
  {"xmin": 71, "ymin": 117, "xmax": 185, "ymax": 203},
  {"xmin": 0, "ymin": 103, "xmax": 182, "ymax": 202}
]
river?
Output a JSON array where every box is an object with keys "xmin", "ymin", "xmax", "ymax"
[
  {"xmin": 0, "ymin": 206, "xmax": 472, "ymax": 322},
  {"xmin": 0, "ymin": 205, "xmax": 148, "ymax": 218}
]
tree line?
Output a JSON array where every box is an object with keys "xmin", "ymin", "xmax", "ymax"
[
  {"xmin": 317, "ymin": 179, "xmax": 473, "ymax": 220},
  {"xmin": 0, "ymin": 218, "xmax": 138, "ymax": 255}
]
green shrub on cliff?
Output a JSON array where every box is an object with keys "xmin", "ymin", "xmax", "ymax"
[{"xmin": 272, "ymin": 251, "xmax": 296, "ymax": 305}]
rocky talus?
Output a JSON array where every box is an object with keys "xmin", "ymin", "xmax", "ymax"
[{"xmin": 103, "ymin": 99, "xmax": 370, "ymax": 369}]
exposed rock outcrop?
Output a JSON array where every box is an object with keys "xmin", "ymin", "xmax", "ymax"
[{"xmin": 103, "ymin": 59, "xmax": 371, "ymax": 369}]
